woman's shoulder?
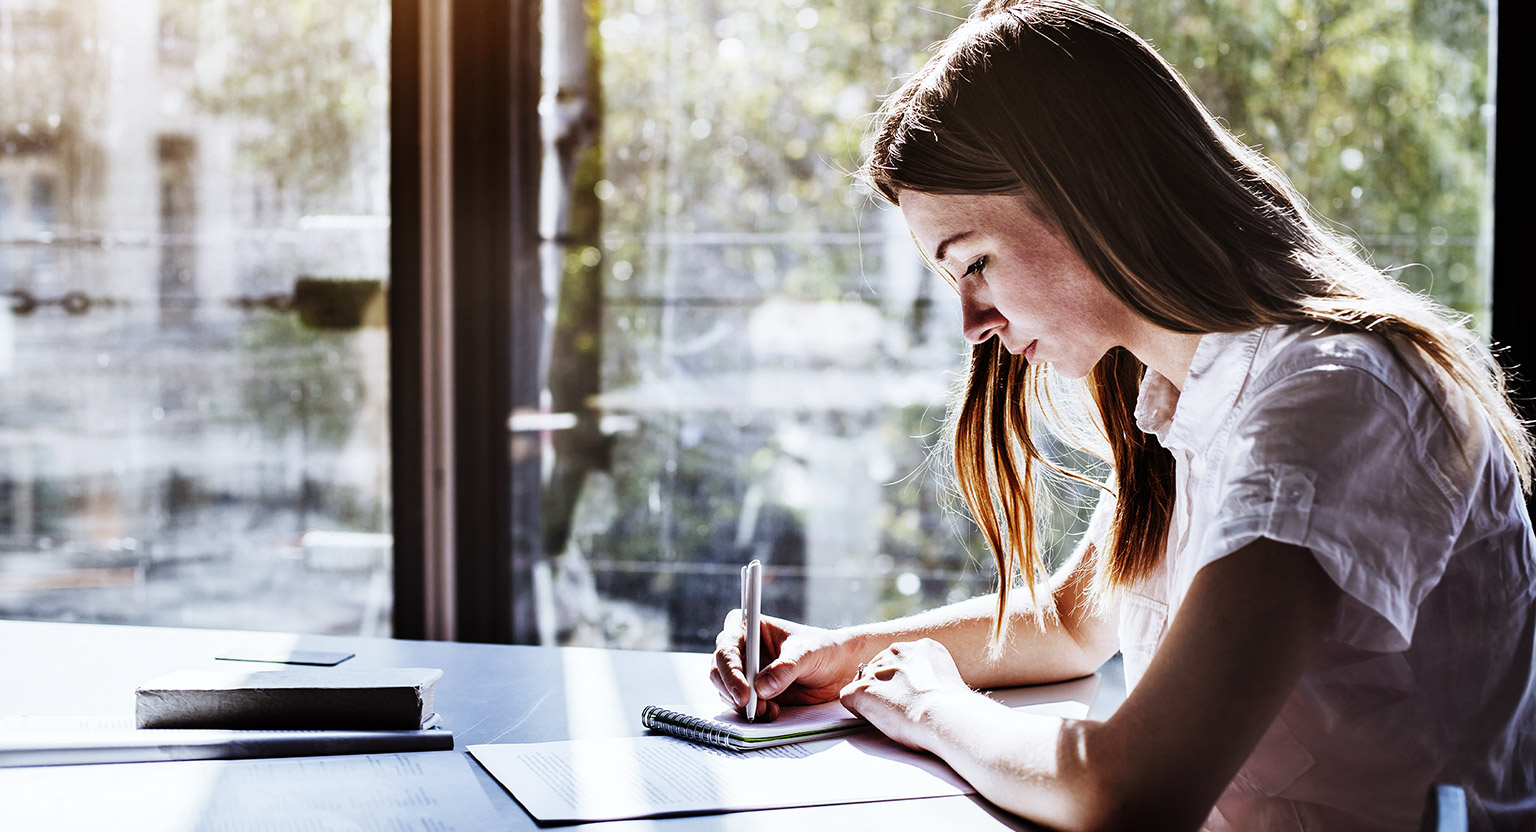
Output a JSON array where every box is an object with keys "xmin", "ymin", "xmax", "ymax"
[
  {"xmin": 1241, "ymin": 323, "xmax": 1471, "ymax": 429},
  {"xmin": 1240, "ymin": 322, "xmax": 1491, "ymax": 490},
  {"xmin": 1249, "ymin": 324, "xmax": 1421, "ymax": 395}
]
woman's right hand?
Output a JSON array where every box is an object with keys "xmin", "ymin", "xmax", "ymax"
[{"xmin": 711, "ymin": 611, "xmax": 860, "ymax": 722}]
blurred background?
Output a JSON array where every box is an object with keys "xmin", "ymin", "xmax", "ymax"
[{"xmin": 0, "ymin": 0, "xmax": 1493, "ymax": 649}]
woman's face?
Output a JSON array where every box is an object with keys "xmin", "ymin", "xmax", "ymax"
[{"xmin": 899, "ymin": 190, "xmax": 1140, "ymax": 379}]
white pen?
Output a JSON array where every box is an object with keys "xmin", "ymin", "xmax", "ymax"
[{"xmin": 741, "ymin": 559, "xmax": 763, "ymax": 722}]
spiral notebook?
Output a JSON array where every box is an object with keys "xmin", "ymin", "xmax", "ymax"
[
  {"xmin": 639, "ymin": 675, "xmax": 1101, "ymax": 753},
  {"xmin": 640, "ymin": 699, "xmax": 868, "ymax": 751}
]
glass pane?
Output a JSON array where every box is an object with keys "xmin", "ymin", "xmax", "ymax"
[
  {"xmin": 0, "ymin": 0, "xmax": 392, "ymax": 634},
  {"xmin": 1099, "ymin": 0, "xmax": 1491, "ymax": 323},
  {"xmin": 540, "ymin": 0, "xmax": 1490, "ymax": 651}
]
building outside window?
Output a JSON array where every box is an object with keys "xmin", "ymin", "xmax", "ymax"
[{"xmin": 0, "ymin": 0, "xmax": 392, "ymax": 634}]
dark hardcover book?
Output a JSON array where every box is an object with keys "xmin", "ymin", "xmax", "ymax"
[{"xmin": 135, "ymin": 667, "xmax": 443, "ymax": 730}]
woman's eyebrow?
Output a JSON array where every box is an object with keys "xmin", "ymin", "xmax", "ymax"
[{"xmin": 933, "ymin": 231, "xmax": 974, "ymax": 266}]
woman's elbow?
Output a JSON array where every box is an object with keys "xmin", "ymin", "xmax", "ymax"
[
  {"xmin": 1082, "ymin": 635, "xmax": 1121, "ymax": 676},
  {"xmin": 1064, "ymin": 623, "xmax": 1120, "ymax": 679},
  {"xmin": 983, "ymin": 765, "xmax": 1129, "ymax": 832},
  {"xmin": 1002, "ymin": 724, "xmax": 1211, "ymax": 832},
  {"xmin": 1015, "ymin": 779, "xmax": 1209, "ymax": 832}
]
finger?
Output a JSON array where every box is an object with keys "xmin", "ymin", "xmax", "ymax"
[
  {"xmin": 714, "ymin": 659, "xmax": 745, "ymax": 708},
  {"xmin": 717, "ymin": 685, "xmax": 738, "ymax": 710},
  {"xmin": 751, "ymin": 695, "xmax": 776, "ymax": 722},
  {"xmin": 713, "ymin": 616, "xmax": 748, "ymax": 705},
  {"xmin": 838, "ymin": 681, "xmax": 867, "ymax": 718},
  {"xmin": 715, "ymin": 610, "xmax": 744, "ymax": 650},
  {"xmin": 714, "ymin": 611, "xmax": 745, "ymax": 667},
  {"xmin": 755, "ymin": 636, "xmax": 817, "ymax": 699},
  {"xmin": 714, "ymin": 633, "xmax": 742, "ymax": 672},
  {"xmin": 755, "ymin": 654, "xmax": 797, "ymax": 700}
]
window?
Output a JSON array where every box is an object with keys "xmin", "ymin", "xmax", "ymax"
[
  {"xmin": 534, "ymin": 0, "xmax": 1492, "ymax": 651},
  {"xmin": 0, "ymin": 0, "xmax": 1500, "ymax": 644},
  {"xmin": 0, "ymin": 0, "xmax": 392, "ymax": 634}
]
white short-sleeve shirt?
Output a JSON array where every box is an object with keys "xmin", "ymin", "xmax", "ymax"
[{"xmin": 1103, "ymin": 324, "xmax": 1536, "ymax": 831}]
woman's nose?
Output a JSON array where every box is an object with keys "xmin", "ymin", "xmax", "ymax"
[{"xmin": 959, "ymin": 283, "xmax": 1004, "ymax": 345}]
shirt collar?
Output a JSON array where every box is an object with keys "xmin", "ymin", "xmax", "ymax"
[{"xmin": 1134, "ymin": 328, "xmax": 1266, "ymax": 453}]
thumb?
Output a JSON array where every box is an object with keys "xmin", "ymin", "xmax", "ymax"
[{"xmin": 756, "ymin": 645, "xmax": 811, "ymax": 698}]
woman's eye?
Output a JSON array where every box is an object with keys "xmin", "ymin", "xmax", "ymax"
[{"xmin": 963, "ymin": 256, "xmax": 987, "ymax": 278}]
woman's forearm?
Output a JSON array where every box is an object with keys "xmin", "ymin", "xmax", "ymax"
[
  {"xmin": 916, "ymin": 688, "xmax": 1111, "ymax": 831},
  {"xmin": 839, "ymin": 546, "xmax": 1118, "ymax": 688}
]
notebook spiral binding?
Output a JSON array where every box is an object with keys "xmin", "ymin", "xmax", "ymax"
[{"xmin": 640, "ymin": 705, "xmax": 735, "ymax": 749}]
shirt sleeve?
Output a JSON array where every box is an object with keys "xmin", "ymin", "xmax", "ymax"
[{"xmin": 1195, "ymin": 360, "xmax": 1466, "ymax": 653}]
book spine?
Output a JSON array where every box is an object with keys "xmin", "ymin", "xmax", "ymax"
[
  {"xmin": 639, "ymin": 706, "xmax": 736, "ymax": 750},
  {"xmin": 136, "ymin": 687, "xmax": 427, "ymax": 730}
]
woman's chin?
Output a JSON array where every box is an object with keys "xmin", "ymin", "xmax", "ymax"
[{"xmin": 1047, "ymin": 358, "xmax": 1098, "ymax": 380}]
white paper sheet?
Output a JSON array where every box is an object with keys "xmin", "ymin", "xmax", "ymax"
[
  {"xmin": 471, "ymin": 733, "xmax": 973, "ymax": 822},
  {"xmin": 0, "ymin": 752, "xmax": 504, "ymax": 831},
  {"xmin": 471, "ymin": 675, "xmax": 1098, "ymax": 823}
]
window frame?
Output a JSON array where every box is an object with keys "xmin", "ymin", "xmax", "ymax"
[
  {"xmin": 390, "ymin": 0, "xmax": 543, "ymax": 642},
  {"xmin": 1490, "ymin": 0, "xmax": 1533, "ymax": 519}
]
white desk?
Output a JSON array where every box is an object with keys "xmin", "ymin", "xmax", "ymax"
[{"xmin": 0, "ymin": 620, "xmax": 1121, "ymax": 830}]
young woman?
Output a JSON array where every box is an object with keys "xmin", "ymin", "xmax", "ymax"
[{"xmin": 710, "ymin": 2, "xmax": 1535, "ymax": 829}]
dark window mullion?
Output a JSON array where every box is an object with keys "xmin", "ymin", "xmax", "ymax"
[
  {"xmin": 388, "ymin": 0, "xmax": 427, "ymax": 639},
  {"xmin": 1491, "ymin": 0, "xmax": 1533, "ymax": 515},
  {"xmin": 391, "ymin": 0, "xmax": 543, "ymax": 643}
]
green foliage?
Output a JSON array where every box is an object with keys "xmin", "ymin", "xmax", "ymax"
[
  {"xmin": 1101, "ymin": 0, "xmax": 1489, "ymax": 315},
  {"xmin": 168, "ymin": 0, "xmax": 390, "ymax": 207},
  {"xmin": 599, "ymin": 0, "xmax": 955, "ymax": 304},
  {"xmin": 599, "ymin": 0, "xmax": 1487, "ymax": 312},
  {"xmin": 236, "ymin": 313, "xmax": 365, "ymax": 450}
]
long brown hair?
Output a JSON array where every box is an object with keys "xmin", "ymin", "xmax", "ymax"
[{"xmin": 864, "ymin": 0, "xmax": 1533, "ymax": 640}]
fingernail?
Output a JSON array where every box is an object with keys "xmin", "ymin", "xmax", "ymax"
[{"xmin": 756, "ymin": 672, "xmax": 780, "ymax": 699}]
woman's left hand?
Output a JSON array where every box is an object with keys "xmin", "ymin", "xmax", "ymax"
[{"xmin": 838, "ymin": 637, "xmax": 977, "ymax": 751}]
